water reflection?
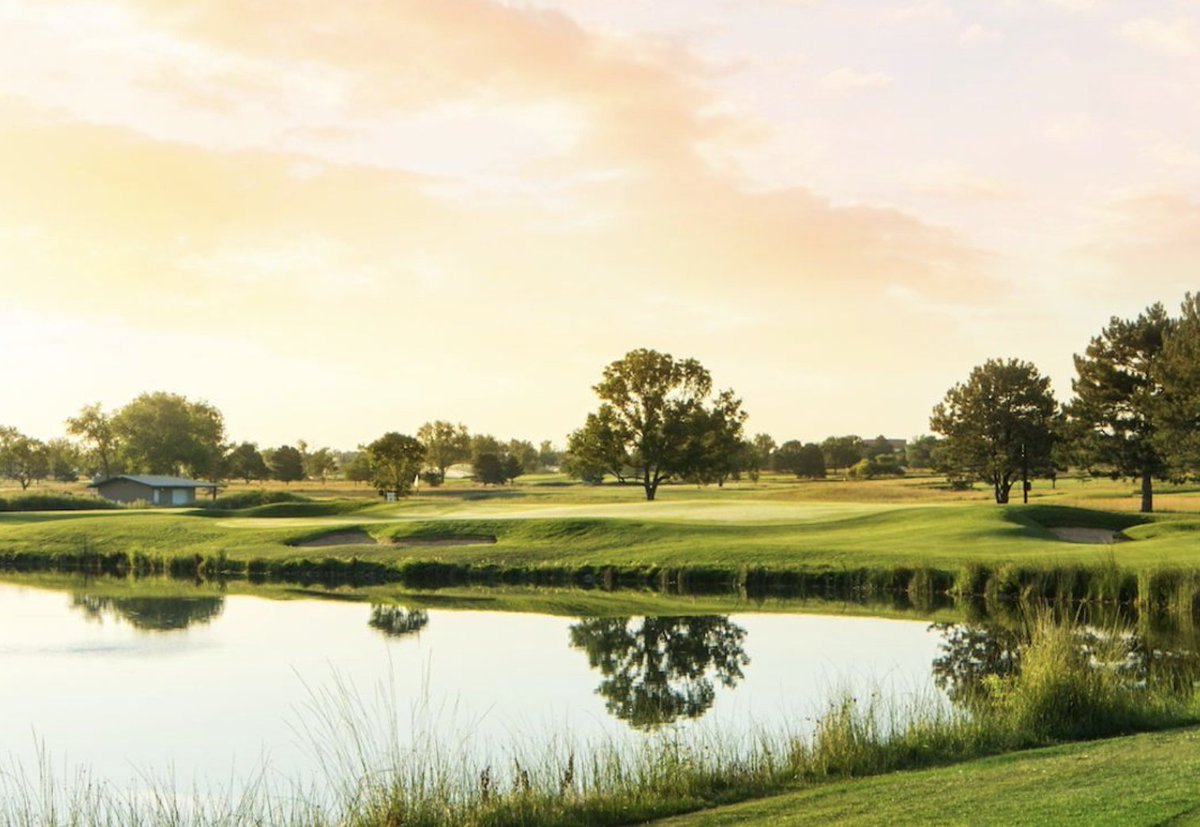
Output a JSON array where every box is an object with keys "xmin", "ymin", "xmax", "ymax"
[
  {"xmin": 568, "ymin": 616, "xmax": 749, "ymax": 729},
  {"xmin": 70, "ymin": 593, "xmax": 225, "ymax": 631},
  {"xmin": 369, "ymin": 604, "xmax": 429, "ymax": 638},
  {"xmin": 931, "ymin": 621, "xmax": 1200, "ymax": 708}
]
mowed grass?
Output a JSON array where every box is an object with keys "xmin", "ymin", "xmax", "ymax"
[
  {"xmin": 652, "ymin": 727, "xmax": 1200, "ymax": 826},
  {"xmin": 2, "ymin": 474, "xmax": 1200, "ymax": 575}
]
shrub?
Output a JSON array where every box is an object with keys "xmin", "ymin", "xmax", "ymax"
[{"xmin": 0, "ymin": 493, "xmax": 117, "ymax": 512}]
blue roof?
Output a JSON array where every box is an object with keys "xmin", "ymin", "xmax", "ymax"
[{"xmin": 93, "ymin": 475, "xmax": 218, "ymax": 489}]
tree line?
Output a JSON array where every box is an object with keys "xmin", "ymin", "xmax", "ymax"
[
  {"xmin": 929, "ymin": 294, "xmax": 1200, "ymax": 511},
  {"xmin": 0, "ymin": 391, "xmax": 566, "ymax": 496},
  {"xmin": 6, "ymin": 293, "xmax": 1199, "ymax": 509}
]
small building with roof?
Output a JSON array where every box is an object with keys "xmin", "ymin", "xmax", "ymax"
[{"xmin": 90, "ymin": 475, "xmax": 219, "ymax": 506}]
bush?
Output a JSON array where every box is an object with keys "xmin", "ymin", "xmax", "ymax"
[
  {"xmin": 847, "ymin": 455, "xmax": 906, "ymax": 480},
  {"xmin": 209, "ymin": 489, "xmax": 309, "ymax": 510},
  {"xmin": 0, "ymin": 493, "xmax": 117, "ymax": 512}
]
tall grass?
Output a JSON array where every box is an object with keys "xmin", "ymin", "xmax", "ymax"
[{"xmin": 2, "ymin": 612, "xmax": 1197, "ymax": 826}]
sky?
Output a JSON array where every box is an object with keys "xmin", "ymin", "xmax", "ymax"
[{"xmin": 1, "ymin": 0, "xmax": 1198, "ymax": 448}]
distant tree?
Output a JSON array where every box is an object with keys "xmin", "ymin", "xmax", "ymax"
[
  {"xmin": 472, "ymin": 452, "xmax": 506, "ymax": 485},
  {"xmin": 680, "ymin": 390, "xmax": 747, "ymax": 487},
  {"xmin": 112, "ymin": 392, "xmax": 225, "ymax": 478},
  {"xmin": 364, "ymin": 432, "xmax": 424, "ymax": 497},
  {"xmin": 1065, "ymin": 304, "xmax": 1172, "ymax": 513},
  {"xmin": 44, "ymin": 438, "xmax": 83, "ymax": 482},
  {"xmin": 417, "ymin": 421, "xmax": 471, "ymax": 485},
  {"xmin": 507, "ymin": 439, "xmax": 540, "ymax": 474},
  {"xmin": 1152, "ymin": 294, "xmax": 1200, "ymax": 481},
  {"xmin": 65, "ymin": 403, "xmax": 120, "ymax": 479},
  {"xmin": 795, "ymin": 443, "xmax": 827, "ymax": 478},
  {"xmin": 864, "ymin": 435, "xmax": 896, "ymax": 460},
  {"xmin": 225, "ymin": 442, "xmax": 269, "ymax": 483},
  {"xmin": 305, "ymin": 447, "xmax": 338, "ymax": 484},
  {"xmin": 820, "ymin": 435, "xmax": 865, "ymax": 474},
  {"xmin": 0, "ymin": 429, "xmax": 48, "ymax": 489},
  {"xmin": 538, "ymin": 440, "xmax": 563, "ymax": 470},
  {"xmin": 905, "ymin": 435, "xmax": 941, "ymax": 469},
  {"xmin": 502, "ymin": 453, "xmax": 524, "ymax": 484},
  {"xmin": 730, "ymin": 433, "xmax": 776, "ymax": 482},
  {"xmin": 470, "ymin": 433, "xmax": 503, "ymax": 460},
  {"xmin": 562, "ymin": 451, "xmax": 606, "ymax": 484},
  {"xmin": 344, "ymin": 451, "xmax": 373, "ymax": 485},
  {"xmin": 568, "ymin": 349, "xmax": 747, "ymax": 501},
  {"xmin": 772, "ymin": 440, "xmax": 805, "ymax": 474},
  {"xmin": 268, "ymin": 444, "xmax": 305, "ymax": 483},
  {"xmin": 930, "ymin": 359, "xmax": 1058, "ymax": 504}
]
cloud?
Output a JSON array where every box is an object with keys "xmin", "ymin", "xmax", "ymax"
[
  {"xmin": 958, "ymin": 23, "xmax": 1003, "ymax": 45},
  {"xmin": 1118, "ymin": 17, "xmax": 1199, "ymax": 58},
  {"xmin": 820, "ymin": 67, "xmax": 894, "ymax": 91}
]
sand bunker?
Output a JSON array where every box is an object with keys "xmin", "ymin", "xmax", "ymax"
[
  {"xmin": 1049, "ymin": 527, "xmax": 1125, "ymax": 545},
  {"xmin": 291, "ymin": 529, "xmax": 378, "ymax": 548}
]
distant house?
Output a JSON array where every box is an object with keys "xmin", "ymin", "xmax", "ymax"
[{"xmin": 90, "ymin": 475, "xmax": 219, "ymax": 506}]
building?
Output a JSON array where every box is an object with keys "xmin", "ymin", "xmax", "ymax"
[{"xmin": 90, "ymin": 475, "xmax": 219, "ymax": 506}]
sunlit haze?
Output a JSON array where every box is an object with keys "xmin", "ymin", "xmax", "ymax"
[{"xmin": 2, "ymin": 0, "xmax": 1197, "ymax": 447}]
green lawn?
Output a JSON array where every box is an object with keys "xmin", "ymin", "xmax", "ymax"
[
  {"xmin": 3, "ymin": 477, "xmax": 1200, "ymax": 586},
  {"xmin": 652, "ymin": 726, "xmax": 1200, "ymax": 826}
]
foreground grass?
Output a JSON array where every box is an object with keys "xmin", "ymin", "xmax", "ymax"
[{"xmin": 653, "ymin": 726, "xmax": 1200, "ymax": 826}]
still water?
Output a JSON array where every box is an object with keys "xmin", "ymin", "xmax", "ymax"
[{"xmin": 0, "ymin": 581, "xmax": 948, "ymax": 796}]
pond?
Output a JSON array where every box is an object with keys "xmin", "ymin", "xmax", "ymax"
[{"xmin": 1, "ymin": 577, "xmax": 1190, "ymax": 806}]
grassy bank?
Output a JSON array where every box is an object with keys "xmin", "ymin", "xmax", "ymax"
[{"xmin": 3, "ymin": 494, "xmax": 1200, "ymax": 613}]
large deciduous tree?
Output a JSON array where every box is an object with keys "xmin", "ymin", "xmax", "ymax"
[
  {"xmin": 567, "ymin": 349, "xmax": 746, "ymax": 501},
  {"xmin": 0, "ymin": 427, "xmax": 48, "ymax": 490},
  {"xmin": 417, "ymin": 421, "xmax": 471, "ymax": 485},
  {"xmin": 111, "ymin": 392, "xmax": 225, "ymax": 478},
  {"xmin": 930, "ymin": 358, "xmax": 1058, "ymax": 504},
  {"xmin": 364, "ymin": 432, "xmax": 424, "ymax": 497},
  {"xmin": 65, "ymin": 403, "xmax": 120, "ymax": 479},
  {"xmin": 1066, "ymin": 303, "xmax": 1172, "ymax": 513}
]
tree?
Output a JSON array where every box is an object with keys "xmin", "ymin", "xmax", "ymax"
[
  {"xmin": 225, "ymin": 442, "xmax": 269, "ymax": 483},
  {"xmin": 820, "ymin": 435, "xmax": 865, "ymax": 473},
  {"xmin": 568, "ymin": 349, "xmax": 747, "ymax": 501},
  {"xmin": 473, "ymin": 451, "xmax": 523, "ymax": 485},
  {"xmin": 0, "ymin": 429, "xmax": 48, "ymax": 490},
  {"xmin": 417, "ymin": 421, "xmax": 471, "ymax": 485},
  {"xmin": 112, "ymin": 392, "xmax": 225, "ymax": 478},
  {"xmin": 44, "ymin": 438, "xmax": 82, "ymax": 482},
  {"xmin": 305, "ymin": 447, "xmax": 338, "ymax": 484},
  {"xmin": 743, "ymin": 433, "xmax": 776, "ymax": 482},
  {"xmin": 538, "ymin": 440, "xmax": 563, "ymax": 470},
  {"xmin": 65, "ymin": 403, "xmax": 120, "ymax": 479},
  {"xmin": 507, "ymin": 439, "xmax": 540, "ymax": 474},
  {"xmin": 345, "ymin": 451, "xmax": 373, "ymax": 485},
  {"xmin": 1153, "ymin": 294, "xmax": 1200, "ymax": 481},
  {"xmin": 930, "ymin": 358, "xmax": 1058, "ymax": 504},
  {"xmin": 772, "ymin": 440, "xmax": 805, "ymax": 474},
  {"xmin": 795, "ymin": 443, "xmax": 826, "ymax": 478},
  {"xmin": 363, "ymin": 432, "xmax": 424, "ymax": 496},
  {"xmin": 865, "ymin": 435, "xmax": 896, "ymax": 460},
  {"xmin": 905, "ymin": 435, "xmax": 941, "ymax": 469},
  {"xmin": 1065, "ymin": 304, "xmax": 1172, "ymax": 513},
  {"xmin": 268, "ymin": 444, "xmax": 305, "ymax": 483}
]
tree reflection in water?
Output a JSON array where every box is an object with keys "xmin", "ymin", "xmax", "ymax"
[
  {"xmin": 569, "ymin": 616, "xmax": 749, "ymax": 729},
  {"xmin": 369, "ymin": 604, "xmax": 429, "ymax": 638},
  {"xmin": 931, "ymin": 621, "xmax": 1200, "ymax": 708},
  {"xmin": 70, "ymin": 594, "xmax": 224, "ymax": 631}
]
